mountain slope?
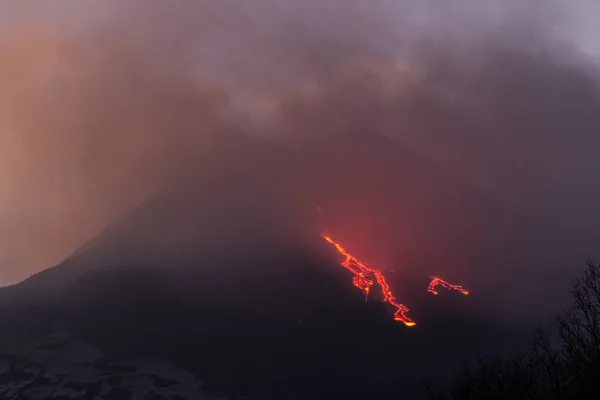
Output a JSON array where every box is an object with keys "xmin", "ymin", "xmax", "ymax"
[{"xmin": 0, "ymin": 130, "xmax": 554, "ymax": 398}]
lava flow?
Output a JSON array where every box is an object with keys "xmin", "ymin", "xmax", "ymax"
[
  {"xmin": 322, "ymin": 234, "xmax": 416, "ymax": 327},
  {"xmin": 427, "ymin": 277, "xmax": 470, "ymax": 296}
]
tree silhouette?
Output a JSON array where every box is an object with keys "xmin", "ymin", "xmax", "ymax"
[{"xmin": 428, "ymin": 261, "xmax": 600, "ymax": 400}]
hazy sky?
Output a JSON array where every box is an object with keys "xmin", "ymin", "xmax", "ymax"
[{"xmin": 0, "ymin": 0, "xmax": 599, "ymax": 294}]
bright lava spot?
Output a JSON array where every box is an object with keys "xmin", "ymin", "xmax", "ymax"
[
  {"xmin": 427, "ymin": 277, "xmax": 470, "ymax": 296},
  {"xmin": 322, "ymin": 233, "xmax": 416, "ymax": 327}
]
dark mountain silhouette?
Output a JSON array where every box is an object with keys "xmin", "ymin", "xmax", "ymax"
[
  {"xmin": 0, "ymin": 250, "xmax": 522, "ymax": 399},
  {"xmin": 0, "ymin": 131, "xmax": 557, "ymax": 399}
]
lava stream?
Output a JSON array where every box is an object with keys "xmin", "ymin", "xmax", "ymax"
[
  {"xmin": 322, "ymin": 234, "xmax": 416, "ymax": 327},
  {"xmin": 427, "ymin": 277, "xmax": 470, "ymax": 296}
]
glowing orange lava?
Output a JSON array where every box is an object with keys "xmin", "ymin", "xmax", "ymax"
[
  {"xmin": 427, "ymin": 277, "xmax": 470, "ymax": 296},
  {"xmin": 322, "ymin": 234, "xmax": 416, "ymax": 327}
]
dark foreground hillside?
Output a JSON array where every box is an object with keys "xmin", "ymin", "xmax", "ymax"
[
  {"xmin": 0, "ymin": 241, "xmax": 528, "ymax": 400},
  {"xmin": 0, "ymin": 132, "xmax": 550, "ymax": 399}
]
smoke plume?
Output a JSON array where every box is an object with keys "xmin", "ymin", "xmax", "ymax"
[{"xmin": 0, "ymin": 0, "xmax": 598, "ymax": 325}]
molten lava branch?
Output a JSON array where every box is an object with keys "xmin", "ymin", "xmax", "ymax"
[
  {"xmin": 427, "ymin": 277, "xmax": 470, "ymax": 296},
  {"xmin": 322, "ymin": 234, "xmax": 416, "ymax": 327}
]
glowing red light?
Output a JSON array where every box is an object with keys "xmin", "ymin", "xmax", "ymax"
[
  {"xmin": 322, "ymin": 234, "xmax": 416, "ymax": 327},
  {"xmin": 427, "ymin": 277, "xmax": 470, "ymax": 296}
]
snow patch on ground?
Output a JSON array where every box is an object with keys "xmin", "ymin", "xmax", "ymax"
[{"xmin": 0, "ymin": 323, "xmax": 226, "ymax": 399}]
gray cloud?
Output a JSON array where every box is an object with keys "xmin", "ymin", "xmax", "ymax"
[{"xmin": 0, "ymin": 0, "xmax": 598, "ymax": 325}]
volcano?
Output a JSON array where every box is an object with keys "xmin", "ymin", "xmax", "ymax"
[{"xmin": 0, "ymin": 131, "xmax": 537, "ymax": 399}]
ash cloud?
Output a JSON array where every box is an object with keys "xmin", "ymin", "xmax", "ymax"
[
  {"xmin": 0, "ymin": 7, "xmax": 230, "ymax": 283},
  {"xmin": 0, "ymin": 0, "xmax": 598, "ymax": 323}
]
